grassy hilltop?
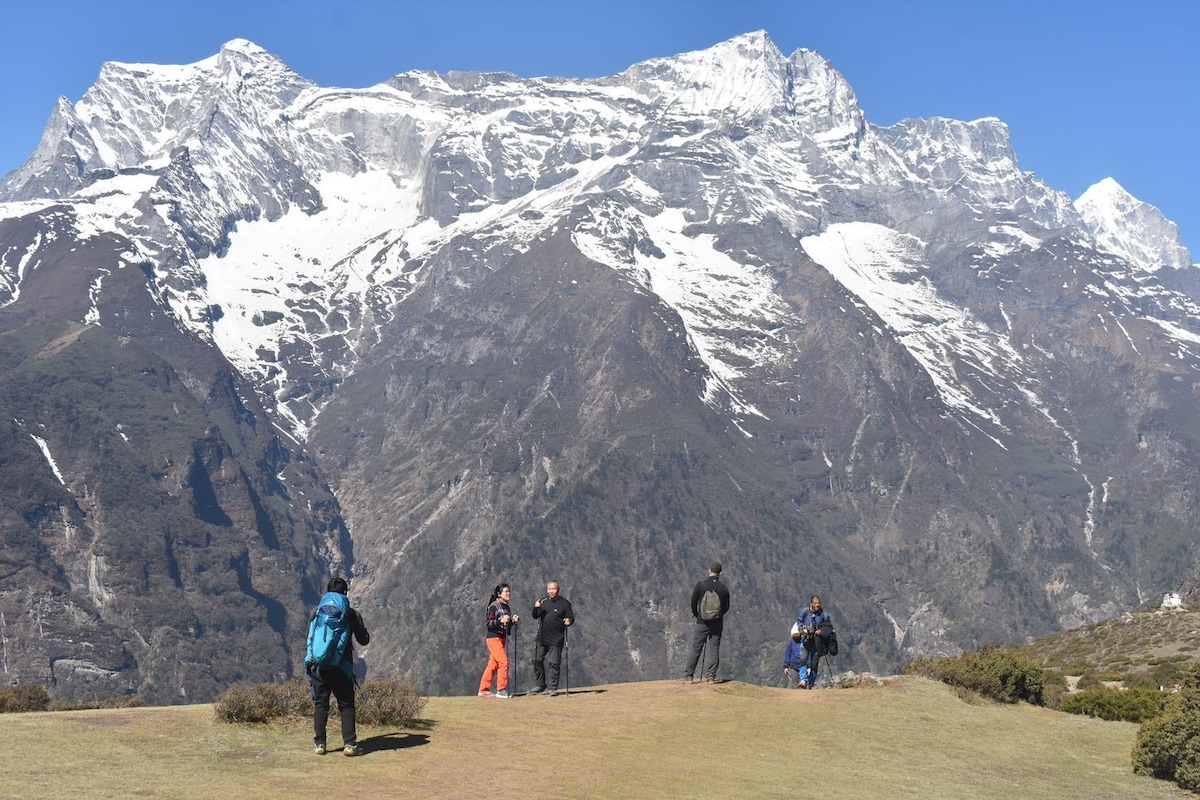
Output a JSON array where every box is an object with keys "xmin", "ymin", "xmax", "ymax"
[
  {"xmin": 1016, "ymin": 606, "xmax": 1200, "ymax": 687},
  {"xmin": 0, "ymin": 677, "xmax": 1185, "ymax": 799}
]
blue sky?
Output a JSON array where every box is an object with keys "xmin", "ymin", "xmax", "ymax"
[{"xmin": 2, "ymin": 1, "xmax": 1196, "ymax": 255}]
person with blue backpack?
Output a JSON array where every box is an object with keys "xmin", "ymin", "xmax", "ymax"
[
  {"xmin": 306, "ymin": 577, "xmax": 370, "ymax": 756},
  {"xmin": 793, "ymin": 595, "xmax": 832, "ymax": 689}
]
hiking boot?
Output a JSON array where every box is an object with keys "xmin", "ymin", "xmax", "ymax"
[
  {"xmin": 548, "ymin": 689, "xmax": 558, "ymax": 697},
  {"xmin": 495, "ymin": 690, "xmax": 512, "ymax": 699},
  {"xmin": 528, "ymin": 685, "xmax": 546, "ymax": 695},
  {"xmin": 343, "ymin": 744, "xmax": 362, "ymax": 757},
  {"xmin": 798, "ymin": 680, "xmax": 807, "ymax": 689},
  {"xmin": 478, "ymin": 690, "xmax": 494, "ymax": 697},
  {"xmin": 314, "ymin": 743, "xmax": 326, "ymax": 755},
  {"xmin": 678, "ymin": 676, "xmax": 694, "ymax": 684}
]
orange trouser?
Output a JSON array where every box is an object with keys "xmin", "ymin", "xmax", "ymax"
[{"xmin": 479, "ymin": 637, "xmax": 509, "ymax": 692}]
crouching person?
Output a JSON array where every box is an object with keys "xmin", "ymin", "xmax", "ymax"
[{"xmin": 783, "ymin": 627, "xmax": 807, "ymax": 689}]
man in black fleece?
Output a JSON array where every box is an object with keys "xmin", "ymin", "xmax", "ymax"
[
  {"xmin": 530, "ymin": 580, "xmax": 574, "ymax": 696},
  {"xmin": 681, "ymin": 563, "xmax": 730, "ymax": 683}
]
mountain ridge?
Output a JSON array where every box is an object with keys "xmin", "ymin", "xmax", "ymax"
[{"xmin": 0, "ymin": 32, "xmax": 1198, "ymax": 700}]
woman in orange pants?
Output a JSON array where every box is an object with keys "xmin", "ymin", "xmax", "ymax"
[{"xmin": 478, "ymin": 583, "xmax": 519, "ymax": 698}]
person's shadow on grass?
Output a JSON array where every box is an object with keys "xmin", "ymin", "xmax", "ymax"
[{"xmin": 359, "ymin": 731, "xmax": 431, "ymax": 753}]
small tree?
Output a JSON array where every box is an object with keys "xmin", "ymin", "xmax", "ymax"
[{"xmin": 1133, "ymin": 665, "xmax": 1200, "ymax": 791}]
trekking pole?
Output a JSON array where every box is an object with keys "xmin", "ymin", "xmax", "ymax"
[
  {"xmin": 509, "ymin": 621, "xmax": 518, "ymax": 695},
  {"xmin": 563, "ymin": 625, "xmax": 569, "ymax": 696}
]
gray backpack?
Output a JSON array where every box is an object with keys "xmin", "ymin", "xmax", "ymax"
[{"xmin": 698, "ymin": 589, "xmax": 722, "ymax": 621}]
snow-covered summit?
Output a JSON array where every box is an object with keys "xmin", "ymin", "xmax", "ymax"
[
  {"xmin": 1075, "ymin": 177, "xmax": 1193, "ymax": 271},
  {"xmin": 0, "ymin": 32, "xmax": 1195, "ymax": 441}
]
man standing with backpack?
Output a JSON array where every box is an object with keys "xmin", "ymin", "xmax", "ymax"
[
  {"xmin": 681, "ymin": 563, "xmax": 730, "ymax": 683},
  {"xmin": 306, "ymin": 577, "xmax": 370, "ymax": 756}
]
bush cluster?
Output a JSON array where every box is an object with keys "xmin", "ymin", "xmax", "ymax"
[
  {"xmin": 0, "ymin": 683, "xmax": 50, "ymax": 713},
  {"xmin": 906, "ymin": 644, "xmax": 1045, "ymax": 705},
  {"xmin": 0, "ymin": 683, "xmax": 144, "ymax": 713},
  {"xmin": 1133, "ymin": 666, "xmax": 1200, "ymax": 792},
  {"xmin": 357, "ymin": 678, "xmax": 428, "ymax": 727},
  {"xmin": 1061, "ymin": 687, "xmax": 1167, "ymax": 722},
  {"xmin": 214, "ymin": 676, "xmax": 426, "ymax": 727},
  {"xmin": 214, "ymin": 678, "xmax": 313, "ymax": 723}
]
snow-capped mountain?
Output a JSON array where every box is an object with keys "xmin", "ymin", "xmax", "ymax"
[
  {"xmin": 1, "ymin": 32, "xmax": 1197, "ymax": 700},
  {"xmin": 1075, "ymin": 177, "xmax": 1193, "ymax": 272}
]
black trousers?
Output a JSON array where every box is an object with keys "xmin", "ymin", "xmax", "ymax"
[
  {"xmin": 312, "ymin": 666, "xmax": 356, "ymax": 746},
  {"xmin": 532, "ymin": 641, "xmax": 563, "ymax": 690}
]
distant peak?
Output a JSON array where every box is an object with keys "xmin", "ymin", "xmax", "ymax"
[
  {"xmin": 727, "ymin": 29, "xmax": 775, "ymax": 49},
  {"xmin": 1075, "ymin": 178, "xmax": 1192, "ymax": 271},
  {"xmin": 220, "ymin": 38, "xmax": 271, "ymax": 57},
  {"xmin": 1080, "ymin": 177, "xmax": 1129, "ymax": 201},
  {"xmin": 1076, "ymin": 178, "xmax": 1137, "ymax": 215},
  {"xmin": 710, "ymin": 29, "xmax": 782, "ymax": 62}
]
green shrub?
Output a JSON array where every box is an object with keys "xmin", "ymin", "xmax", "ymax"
[
  {"xmin": 0, "ymin": 683, "xmax": 50, "ymax": 713},
  {"xmin": 1062, "ymin": 687, "xmax": 1167, "ymax": 722},
  {"xmin": 906, "ymin": 645, "xmax": 1045, "ymax": 705},
  {"xmin": 1041, "ymin": 672, "xmax": 1069, "ymax": 711},
  {"xmin": 1041, "ymin": 670, "xmax": 1067, "ymax": 688},
  {"xmin": 1124, "ymin": 673, "xmax": 1159, "ymax": 691},
  {"xmin": 1151, "ymin": 661, "xmax": 1187, "ymax": 689},
  {"xmin": 1133, "ymin": 666, "xmax": 1200, "ymax": 791},
  {"xmin": 215, "ymin": 676, "xmax": 426, "ymax": 728}
]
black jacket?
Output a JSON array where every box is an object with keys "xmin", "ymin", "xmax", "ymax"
[
  {"xmin": 532, "ymin": 596, "xmax": 574, "ymax": 647},
  {"xmin": 345, "ymin": 607, "xmax": 370, "ymax": 659}
]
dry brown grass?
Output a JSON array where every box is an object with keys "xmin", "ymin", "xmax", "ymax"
[{"xmin": 0, "ymin": 677, "xmax": 1188, "ymax": 799}]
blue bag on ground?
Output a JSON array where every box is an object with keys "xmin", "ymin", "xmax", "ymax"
[{"xmin": 306, "ymin": 591, "xmax": 351, "ymax": 668}]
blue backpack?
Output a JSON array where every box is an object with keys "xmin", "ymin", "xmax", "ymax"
[{"xmin": 307, "ymin": 591, "xmax": 351, "ymax": 668}]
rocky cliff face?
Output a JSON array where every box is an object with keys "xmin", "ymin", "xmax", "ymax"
[{"xmin": 0, "ymin": 32, "xmax": 1197, "ymax": 699}]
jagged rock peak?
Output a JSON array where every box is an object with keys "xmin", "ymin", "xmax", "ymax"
[
  {"xmin": 786, "ymin": 47, "xmax": 865, "ymax": 137},
  {"xmin": 880, "ymin": 116, "xmax": 1019, "ymax": 181},
  {"xmin": 1075, "ymin": 177, "xmax": 1193, "ymax": 271},
  {"xmin": 2, "ymin": 38, "xmax": 317, "ymax": 202}
]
